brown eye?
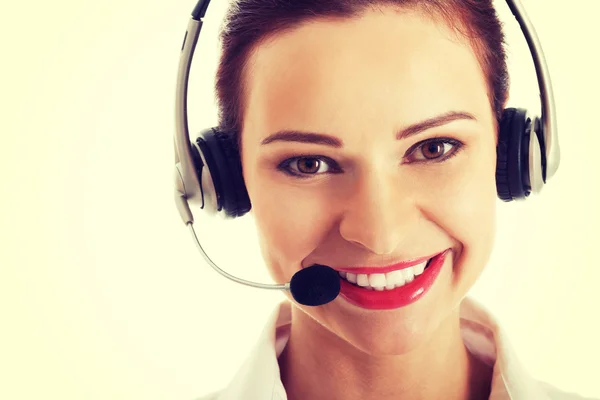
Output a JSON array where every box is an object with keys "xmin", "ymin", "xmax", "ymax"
[
  {"xmin": 405, "ymin": 138, "xmax": 463, "ymax": 164},
  {"xmin": 296, "ymin": 157, "xmax": 322, "ymax": 174},
  {"xmin": 407, "ymin": 138, "xmax": 463, "ymax": 162},
  {"xmin": 278, "ymin": 155, "xmax": 340, "ymax": 178},
  {"xmin": 421, "ymin": 142, "xmax": 445, "ymax": 159}
]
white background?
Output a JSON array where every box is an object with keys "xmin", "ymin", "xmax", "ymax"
[{"xmin": 2, "ymin": 0, "xmax": 599, "ymax": 399}]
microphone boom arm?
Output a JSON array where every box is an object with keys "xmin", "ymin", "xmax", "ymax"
[{"xmin": 187, "ymin": 223, "xmax": 290, "ymax": 291}]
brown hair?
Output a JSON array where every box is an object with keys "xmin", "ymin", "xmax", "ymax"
[{"xmin": 214, "ymin": 0, "xmax": 509, "ymax": 151}]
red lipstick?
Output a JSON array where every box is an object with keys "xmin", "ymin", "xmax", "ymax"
[
  {"xmin": 338, "ymin": 249, "xmax": 450, "ymax": 310},
  {"xmin": 335, "ymin": 253, "xmax": 435, "ymax": 275}
]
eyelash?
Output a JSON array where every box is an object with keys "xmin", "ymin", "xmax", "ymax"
[{"xmin": 276, "ymin": 137, "xmax": 464, "ymax": 179}]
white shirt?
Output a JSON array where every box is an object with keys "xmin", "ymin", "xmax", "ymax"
[{"xmin": 197, "ymin": 297, "xmax": 594, "ymax": 400}]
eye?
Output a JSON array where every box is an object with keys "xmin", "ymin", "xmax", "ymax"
[
  {"xmin": 407, "ymin": 138, "xmax": 463, "ymax": 163},
  {"xmin": 277, "ymin": 156, "xmax": 340, "ymax": 178}
]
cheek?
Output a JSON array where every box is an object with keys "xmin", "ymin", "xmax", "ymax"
[
  {"xmin": 429, "ymin": 144, "xmax": 498, "ymax": 275},
  {"xmin": 247, "ymin": 178, "xmax": 337, "ymax": 278},
  {"xmin": 455, "ymin": 147, "xmax": 497, "ymax": 237},
  {"xmin": 442, "ymin": 165, "xmax": 496, "ymax": 234}
]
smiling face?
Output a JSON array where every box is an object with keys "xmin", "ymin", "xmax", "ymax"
[{"xmin": 239, "ymin": 7, "xmax": 499, "ymax": 354}]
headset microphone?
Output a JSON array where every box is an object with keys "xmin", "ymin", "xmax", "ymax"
[{"xmin": 185, "ymin": 218, "xmax": 340, "ymax": 306}]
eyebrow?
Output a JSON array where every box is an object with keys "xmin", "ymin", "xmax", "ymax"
[{"xmin": 260, "ymin": 111, "xmax": 477, "ymax": 148}]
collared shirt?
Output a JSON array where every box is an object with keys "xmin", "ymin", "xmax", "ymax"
[{"xmin": 197, "ymin": 297, "xmax": 594, "ymax": 400}]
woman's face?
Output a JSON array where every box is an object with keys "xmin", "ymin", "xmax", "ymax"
[{"xmin": 240, "ymin": 7, "xmax": 498, "ymax": 354}]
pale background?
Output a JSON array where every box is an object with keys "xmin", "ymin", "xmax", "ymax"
[{"xmin": 1, "ymin": 0, "xmax": 599, "ymax": 399}]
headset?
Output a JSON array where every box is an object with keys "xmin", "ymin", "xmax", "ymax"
[{"xmin": 172, "ymin": 0, "xmax": 560, "ymax": 306}]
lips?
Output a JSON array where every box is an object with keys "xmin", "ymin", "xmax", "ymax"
[
  {"xmin": 335, "ymin": 252, "xmax": 437, "ymax": 275},
  {"xmin": 337, "ymin": 249, "xmax": 451, "ymax": 310}
]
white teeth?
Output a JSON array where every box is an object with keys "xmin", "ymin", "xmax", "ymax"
[
  {"xmin": 338, "ymin": 258, "xmax": 432, "ymax": 291},
  {"xmin": 356, "ymin": 274, "xmax": 370, "ymax": 286},
  {"xmin": 368, "ymin": 273, "xmax": 386, "ymax": 288},
  {"xmin": 386, "ymin": 270, "xmax": 405, "ymax": 287},
  {"xmin": 413, "ymin": 261, "xmax": 427, "ymax": 276},
  {"xmin": 347, "ymin": 273, "xmax": 357, "ymax": 283},
  {"xmin": 402, "ymin": 267, "xmax": 415, "ymax": 283}
]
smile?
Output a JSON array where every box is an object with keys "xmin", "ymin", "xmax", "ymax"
[
  {"xmin": 337, "ymin": 249, "xmax": 451, "ymax": 310},
  {"xmin": 338, "ymin": 257, "xmax": 430, "ymax": 291}
]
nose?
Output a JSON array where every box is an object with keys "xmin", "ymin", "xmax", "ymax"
[{"xmin": 338, "ymin": 170, "xmax": 418, "ymax": 255}]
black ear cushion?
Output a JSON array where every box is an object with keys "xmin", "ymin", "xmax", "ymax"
[
  {"xmin": 212, "ymin": 129, "xmax": 252, "ymax": 217},
  {"xmin": 496, "ymin": 108, "xmax": 514, "ymax": 201},
  {"xmin": 496, "ymin": 108, "xmax": 530, "ymax": 201},
  {"xmin": 196, "ymin": 128, "xmax": 251, "ymax": 217},
  {"xmin": 195, "ymin": 128, "xmax": 227, "ymax": 212}
]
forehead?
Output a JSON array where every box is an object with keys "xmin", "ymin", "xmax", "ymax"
[{"xmin": 242, "ymin": 8, "xmax": 490, "ymax": 142}]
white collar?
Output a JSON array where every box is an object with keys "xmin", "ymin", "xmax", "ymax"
[{"xmin": 213, "ymin": 297, "xmax": 558, "ymax": 400}]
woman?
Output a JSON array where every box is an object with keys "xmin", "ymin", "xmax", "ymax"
[{"xmin": 194, "ymin": 0, "xmax": 593, "ymax": 399}]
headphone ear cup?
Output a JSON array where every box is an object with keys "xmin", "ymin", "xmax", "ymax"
[
  {"xmin": 212, "ymin": 130, "xmax": 252, "ymax": 217},
  {"xmin": 528, "ymin": 118, "xmax": 545, "ymax": 194},
  {"xmin": 496, "ymin": 108, "xmax": 531, "ymax": 201},
  {"xmin": 196, "ymin": 128, "xmax": 251, "ymax": 218}
]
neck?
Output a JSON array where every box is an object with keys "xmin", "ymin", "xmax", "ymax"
[{"xmin": 278, "ymin": 305, "xmax": 492, "ymax": 400}]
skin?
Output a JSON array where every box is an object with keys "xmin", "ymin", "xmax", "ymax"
[{"xmin": 239, "ymin": 6, "xmax": 501, "ymax": 400}]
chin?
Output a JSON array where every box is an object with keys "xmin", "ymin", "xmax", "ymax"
[
  {"xmin": 341, "ymin": 320, "xmax": 440, "ymax": 356},
  {"xmin": 327, "ymin": 253, "xmax": 465, "ymax": 356}
]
